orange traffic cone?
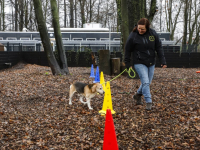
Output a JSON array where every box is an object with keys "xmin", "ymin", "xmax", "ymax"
[{"xmin": 103, "ymin": 109, "xmax": 119, "ymax": 150}]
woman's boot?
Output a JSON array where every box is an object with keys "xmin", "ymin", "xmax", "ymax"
[
  {"xmin": 133, "ymin": 93, "xmax": 143, "ymax": 105},
  {"xmin": 146, "ymin": 103, "xmax": 152, "ymax": 110}
]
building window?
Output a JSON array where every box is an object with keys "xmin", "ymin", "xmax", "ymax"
[
  {"xmin": 33, "ymin": 38, "xmax": 41, "ymax": 41},
  {"xmin": 113, "ymin": 38, "xmax": 120, "ymax": 41},
  {"xmin": 62, "ymin": 38, "xmax": 69, "ymax": 41},
  {"xmin": 6, "ymin": 37, "xmax": 17, "ymax": 40},
  {"xmin": 20, "ymin": 38, "xmax": 30, "ymax": 40},
  {"xmin": 73, "ymin": 38, "xmax": 83, "ymax": 41},
  {"xmin": 100, "ymin": 38, "xmax": 109, "ymax": 41},
  {"xmin": 86, "ymin": 38, "xmax": 96, "ymax": 41}
]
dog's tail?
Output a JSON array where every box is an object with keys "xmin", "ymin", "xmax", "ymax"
[{"xmin": 80, "ymin": 98, "xmax": 88, "ymax": 104}]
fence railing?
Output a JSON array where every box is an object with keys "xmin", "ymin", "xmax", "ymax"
[
  {"xmin": 0, "ymin": 51, "xmax": 200, "ymax": 71},
  {"xmin": 0, "ymin": 41, "xmax": 199, "ymax": 54},
  {"xmin": 162, "ymin": 44, "xmax": 200, "ymax": 53}
]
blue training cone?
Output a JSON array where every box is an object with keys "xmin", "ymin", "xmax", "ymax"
[
  {"xmin": 90, "ymin": 64, "xmax": 95, "ymax": 78},
  {"xmin": 93, "ymin": 66, "xmax": 100, "ymax": 83}
]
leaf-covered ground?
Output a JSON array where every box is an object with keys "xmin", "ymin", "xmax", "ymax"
[{"xmin": 0, "ymin": 63, "xmax": 200, "ymax": 149}]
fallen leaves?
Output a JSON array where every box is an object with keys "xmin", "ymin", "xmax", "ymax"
[{"xmin": 0, "ymin": 63, "xmax": 200, "ymax": 149}]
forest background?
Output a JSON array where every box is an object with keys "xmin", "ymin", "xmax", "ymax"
[{"xmin": 0, "ymin": 0, "xmax": 199, "ymax": 45}]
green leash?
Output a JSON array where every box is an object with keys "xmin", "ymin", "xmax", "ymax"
[
  {"xmin": 126, "ymin": 68, "xmax": 136, "ymax": 79},
  {"xmin": 102, "ymin": 68, "xmax": 136, "ymax": 84}
]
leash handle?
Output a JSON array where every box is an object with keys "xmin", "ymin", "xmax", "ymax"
[
  {"xmin": 126, "ymin": 68, "xmax": 136, "ymax": 78},
  {"xmin": 101, "ymin": 68, "xmax": 136, "ymax": 85}
]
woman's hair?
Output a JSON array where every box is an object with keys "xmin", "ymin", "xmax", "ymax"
[{"xmin": 132, "ymin": 18, "xmax": 150, "ymax": 32}]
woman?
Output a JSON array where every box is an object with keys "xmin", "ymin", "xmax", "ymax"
[{"xmin": 124, "ymin": 18, "xmax": 167, "ymax": 110}]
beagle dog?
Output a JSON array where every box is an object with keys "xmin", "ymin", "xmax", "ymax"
[{"xmin": 69, "ymin": 82, "xmax": 105, "ymax": 110}]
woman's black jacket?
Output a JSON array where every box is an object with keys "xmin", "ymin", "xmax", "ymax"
[{"xmin": 124, "ymin": 28, "xmax": 166, "ymax": 68}]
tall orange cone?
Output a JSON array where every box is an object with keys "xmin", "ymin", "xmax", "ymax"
[
  {"xmin": 100, "ymin": 71, "xmax": 106, "ymax": 91},
  {"xmin": 103, "ymin": 109, "xmax": 119, "ymax": 150},
  {"xmin": 99, "ymin": 81, "xmax": 116, "ymax": 115}
]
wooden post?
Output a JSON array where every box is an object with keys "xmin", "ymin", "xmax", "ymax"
[
  {"xmin": 111, "ymin": 58, "xmax": 120, "ymax": 75},
  {"xmin": 99, "ymin": 50, "xmax": 111, "ymax": 75}
]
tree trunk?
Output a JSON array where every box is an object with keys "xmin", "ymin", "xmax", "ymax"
[
  {"xmin": 188, "ymin": 0, "xmax": 200, "ymax": 44},
  {"xmin": 19, "ymin": 0, "xmax": 24, "ymax": 31},
  {"xmin": 127, "ymin": 0, "xmax": 157, "ymax": 33},
  {"xmin": 193, "ymin": 25, "xmax": 200, "ymax": 44},
  {"xmin": 50, "ymin": 0, "xmax": 70, "ymax": 75},
  {"xmin": 43, "ymin": 0, "xmax": 48, "ymax": 22},
  {"xmin": 183, "ymin": 0, "xmax": 189, "ymax": 44},
  {"xmin": 0, "ymin": 1, "xmax": 1, "ymax": 30},
  {"xmin": 99, "ymin": 50, "xmax": 111, "ymax": 75},
  {"xmin": 79, "ymin": 0, "xmax": 86, "ymax": 27},
  {"xmin": 111, "ymin": 58, "xmax": 120, "ymax": 75},
  {"xmin": 127, "ymin": 0, "xmax": 136, "ymax": 33},
  {"xmin": 116, "ymin": 0, "xmax": 121, "ymax": 32},
  {"xmin": 29, "ymin": 1, "xmax": 34, "ymax": 30},
  {"xmin": 33, "ymin": 0, "xmax": 62, "ymax": 75},
  {"xmin": 15, "ymin": 0, "xmax": 18, "ymax": 31},
  {"xmin": 2, "ymin": 0, "xmax": 5, "ymax": 30},
  {"xmin": 70, "ymin": 0, "xmax": 74, "ymax": 27},
  {"xmin": 0, "ymin": 1, "xmax": 2, "ymax": 30},
  {"xmin": 64, "ymin": 0, "xmax": 67, "ymax": 27},
  {"xmin": 75, "ymin": 0, "xmax": 77, "ymax": 27},
  {"xmin": 89, "ymin": 0, "xmax": 92, "ymax": 23},
  {"xmin": 121, "ymin": 0, "xmax": 129, "ymax": 53},
  {"xmin": 24, "ymin": 0, "xmax": 28, "ymax": 29},
  {"xmin": 147, "ymin": 0, "xmax": 157, "ymax": 22}
]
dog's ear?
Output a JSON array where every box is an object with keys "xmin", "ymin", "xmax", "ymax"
[{"xmin": 91, "ymin": 84, "xmax": 97, "ymax": 93}]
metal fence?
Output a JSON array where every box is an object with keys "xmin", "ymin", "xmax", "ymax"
[
  {"xmin": 163, "ymin": 44, "xmax": 200, "ymax": 53},
  {"xmin": 0, "ymin": 43, "xmax": 200, "ymax": 70},
  {"xmin": 0, "ymin": 40, "xmax": 199, "ymax": 54},
  {"xmin": 0, "ymin": 40, "xmax": 41, "ymax": 51},
  {"xmin": 1, "ymin": 51, "xmax": 200, "ymax": 70},
  {"xmin": 61, "ymin": 40, "xmax": 121, "ymax": 52}
]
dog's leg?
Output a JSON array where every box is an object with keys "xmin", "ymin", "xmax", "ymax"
[
  {"xmin": 86, "ymin": 98, "xmax": 93, "ymax": 110},
  {"xmin": 69, "ymin": 91, "xmax": 76, "ymax": 105}
]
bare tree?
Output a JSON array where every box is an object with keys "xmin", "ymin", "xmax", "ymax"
[
  {"xmin": 18, "ymin": 0, "xmax": 24, "ymax": 31},
  {"xmin": 41, "ymin": 0, "xmax": 52, "ymax": 27},
  {"xmin": 50, "ymin": 0, "xmax": 69, "ymax": 74},
  {"xmin": 14, "ymin": 0, "xmax": 18, "ymax": 31},
  {"xmin": 96, "ymin": 0, "xmax": 102, "ymax": 23},
  {"xmin": 89, "ymin": 0, "xmax": 92, "ymax": 22},
  {"xmin": 188, "ymin": 0, "xmax": 200, "ymax": 44},
  {"xmin": 74, "ymin": 0, "xmax": 77, "ymax": 27},
  {"xmin": 121, "ymin": 0, "xmax": 129, "ymax": 53},
  {"xmin": 33, "ymin": 0, "xmax": 63, "ymax": 75},
  {"xmin": 28, "ymin": 1, "xmax": 35, "ymax": 30},
  {"xmin": 70, "ymin": 0, "xmax": 74, "ymax": 27},
  {"xmin": 165, "ymin": 0, "xmax": 182, "ymax": 40},
  {"xmin": 64, "ymin": 0, "xmax": 67, "ymax": 27},
  {"xmin": 127, "ymin": 0, "xmax": 157, "ymax": 33},
  {"xmin": 116, "ymin": 0, "xmax": 121, "ymax": 32},
  {"xmin": 79, "ymin": 0, "xmax": 86, "ymax": 27},
  {"xmin": 0, "ymin": 0, "xmax": 5, "ymax": 31},
  {"xmin": 182, "ymin": 0, "xmax": 189, "ymax": 44},
  {"xmin": 24, "ymin": 0, "xmax": 28, "ymax": 28}
]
